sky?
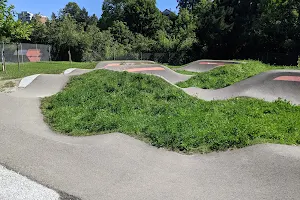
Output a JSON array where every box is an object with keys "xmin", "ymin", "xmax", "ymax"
[{"xmin": 8, "ymin": 0, "xmax": 178, "ymax": 18}]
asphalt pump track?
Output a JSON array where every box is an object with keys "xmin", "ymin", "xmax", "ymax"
[{"xmin": 1, "ymin": 60, "xmax": 300, "ymax": 200}]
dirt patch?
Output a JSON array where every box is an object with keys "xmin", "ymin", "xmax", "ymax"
[{"xmin": 0, "ymin": 79, "xmax": 20, "ymax": 93}]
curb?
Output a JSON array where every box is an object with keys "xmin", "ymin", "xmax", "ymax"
[
  {"xmin": 18, "ymin": 74, "xmax": 40, "ymax": 88},
  {"xmin": 63, "ymin": 68, "xmax": 77, "ymax": 75}
]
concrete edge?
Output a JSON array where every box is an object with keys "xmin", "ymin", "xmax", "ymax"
[
  {"xmin": 197, "ymin": 59, "xmax": 243, "ymax": 63},
  {"xmin": 0, "ymin": 162, "xmax": 81, "ymax": 200},
  {"xmin": 63, "ymin": 68, "xmax": 77, "ymax": 75},
  {"xmin": 0, "ymin": 164, "xmax": 60, "ymax": 200},
  {"xmin": 18, "ymin": 74, "xmax": 40, "ymax": 88}
]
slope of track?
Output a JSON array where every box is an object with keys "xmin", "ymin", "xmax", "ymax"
[
  {"xmin": 183, "ymin": 70, "xmax": 300, "ymax": 105},
  {"xmin": 95, "ymin": 60, "xmax": 156, "ymax": 69},
  {"xmin": 10, "ymin": 69, "xmax": 94, "ymax": 98},
  {"xmin": 177, "ymin": 60, "xmax": 240, "ymax": 73},
  {"xmin": 177, "ymin": 60, "xmax": 299, "ymax": 89},
  {"xmin": 10, "ymin": 74, "xmax": 70, "ymax": 98},
  {"xmin": 98, "ymin": 63, "xmax": 192, "ymax": 84},
  {"xmin": 1, "ymin": 61, "xmax": 300, "ymax": 200}
]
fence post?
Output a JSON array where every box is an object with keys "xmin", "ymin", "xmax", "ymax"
[
  {"xmin": 49, "ymin": 45, "xmax": 52, "ymax": 61},
  {"xmin": 20, "ymin": 43, "xmax": 24, "ymax": 64},
  {"xmin": 17, "ymin": 43, "xmax": 20, "ymax": 71},
  {"xmin": 1, "ymin": 42, "xmax": 4, "ymax": 72}
]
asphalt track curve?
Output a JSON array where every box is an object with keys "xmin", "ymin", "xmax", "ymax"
[
  {"xmin": 95, "ymin": 60, "xmax": 156, "ymax": 69},
  {"xmin": 178, "ymin": 60, "xmax": 239, "ymax": 72},
  {"xmin": 183, "ymin": 70, "xmax": 300, "ymax": 105},
  {"xmin": 1, "ymin": 61, "xmax": 300, "ymax": 200},
  {"xmin": 97, "ymin": 62, "xmax": 192, "ymax": 84}
]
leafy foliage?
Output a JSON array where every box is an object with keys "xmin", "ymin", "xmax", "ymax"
[
  {"xmin": 8, "ymin": 0, "xmax": 299, "ymax": 65},
  {"xmin": 0, "ymin": 0, "xmax": 32, "ymax": 42}
]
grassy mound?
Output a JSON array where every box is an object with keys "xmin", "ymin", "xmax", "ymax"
[
  {"xmin": 42, "ymin": 70, "xmax": 300, "ymax": 153},
  {"xmin": 0, "ymin": 62, "xmax": 97, "ymax": 80},
  {"xmin": 177, "ymin": 61, "xmax": 297, "ymax": 89}
]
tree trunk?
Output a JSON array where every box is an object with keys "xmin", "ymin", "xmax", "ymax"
[
  {"xmin": 17, "ymin": 43, "xmax": 20, "ymax": 71},
  {"xmin": 68, "ymin": 47, "xmax": 72, "ymax": 63}
]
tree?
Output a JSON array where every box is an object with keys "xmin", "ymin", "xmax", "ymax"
[
  {"xmin": 61, "ymin": 2, "xmax": 81, "ymax": 20},
  {"xmin": 254, "ymin": 0, "xmax": 300, "ymax": 53},
  {"xmin": 0, "ymin": 0, "xmax": 32, "ymax": 71},
  {"xmin": 173, "ymin": 8, "xmax": 196, "ymax": 51},
  {"xmin": 192, "ymin": 0, "xmax": 234, "ymax": 58},
  {"xmin": 84, "ymin": 25, "xmax": 115, "ymax": 61},
  {"xmin": 30, "ymin": 15, "xmax": 49, "ymax": 44},
  {"xmin": 89, "ymin": 14, "xmax": 98, "ymax": 26},
  {"xmin": 109, "ymin": 21, "xmax": 134, "ymax": 45},
  {"xmin": 10, "ymin": 20, "xmax": 32, "ymax": 70},
  {"xmin": 177, "ymin": 0, "xmax": 200, "ymax": 11},
  {"xmin": 99, "ymin": 0, "xmax": 129, "ymax": 30},
  {"xmin": 56, "ymin": 14, "xmax": 81, "ymax": 62},
  {"xmin": 123, "ymin": 0, "xmax": 164, "ymax": 37},
  {"xmin": 0, "ymin": 0, "xmax": 15, "ymax": 40},
  {"xmin": 132, "ymin": 33, "xmax": 155, "ymax": 53}
]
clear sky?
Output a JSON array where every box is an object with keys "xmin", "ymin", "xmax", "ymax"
[{"xmin": 8, "ymin": 0, "xmax": 178, "ymax": 18}]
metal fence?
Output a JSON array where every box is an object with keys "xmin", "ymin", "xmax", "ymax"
[
  {"xmin": 1, "ymin": 43, "xmax": 51, "ymax": 63},
  {"xmin": 104, "ymin": 52, "xmax": 192, "ymax": 65}
]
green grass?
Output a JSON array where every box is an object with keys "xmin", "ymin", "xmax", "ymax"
[
  {"xmin": 175, "ymin": 70, "xmax": 199, "ymax": 75},
  {"xmin": 0, "ymin": 62, "xmax": 97, "ymax": 80},
  {"xmin": 42, "ymin": 70, "xmax": 300, "ymax": 153},
  {"xmin": 163, "ymin": 64, "xmax": 184, "ymax": 69},
  {"xmin": 177, "ymin": 60, "xmax": 298, "ymax": 89},
  {"xmin": 163, "ymin": 63, "xmax": 198, "ymax": 75}
]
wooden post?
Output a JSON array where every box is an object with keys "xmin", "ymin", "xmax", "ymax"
[
  {"xmin": 17, "ymin": 43, "xmax": 20, "ymax": 71},
  {"xmin": 1, "ymin": 42, "xmax": 4, "ymax": 72},
  {"xmin": 21, "ymin": 43, "xmax": 24, "ymax": 64}
]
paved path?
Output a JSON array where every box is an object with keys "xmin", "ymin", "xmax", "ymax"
[{"xmin": 1, "ymin": 60, "xmax": 300, "ymax": 200}]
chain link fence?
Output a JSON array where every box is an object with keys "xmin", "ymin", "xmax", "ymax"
[
  {"xmin": 1, "ymin": 43, "xmax": 51, "ymax": 63},
  {"xmin": 103, "ymin": 52, "xmax": 192, "ymax": 65}
]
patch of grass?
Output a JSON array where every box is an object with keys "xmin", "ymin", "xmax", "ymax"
[
  {"xmin": 42, "ymin": 70, "xmax": 300, "ymax": 153},
  {"xmin": 177, "ymin": 60, "xmax": 298, "ymax": 89},
  {"xmin": 175, "ymin": 70, "xmax": 199, "ymax": 75},
  {"xmin": 163, "ymin": 64, "xmax": 184, "ymax": 69},
  {"xmin": 163, "ymin": 63, "xmax": 199, "ymax": 75},
  {"xmin": 0, "ymin": 62, "xmax": 97, "ymax": 80}
]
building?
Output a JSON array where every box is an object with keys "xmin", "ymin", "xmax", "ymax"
[
  {"xmin": 18, "ymin": 11, "xmax": 34, "ymax": 23},
  {"xmin": 18, "ymin": 12, "xmax": 48, "ymax": 24},
  {"xmin": 162, "ymin": 9, "xmax": 177, "ymax": 20},
  {"xmin": 162, "ymin": 9, "xmax": 173, "ymax": 17},
  {"xmin": 34, "ymin": 14, "xmax": 48, "ymax": 24}
]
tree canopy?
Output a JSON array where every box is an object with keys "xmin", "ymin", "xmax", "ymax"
[{"xmin": 7, "ymin": 0, "xmax": 300, "ymax": 65}]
